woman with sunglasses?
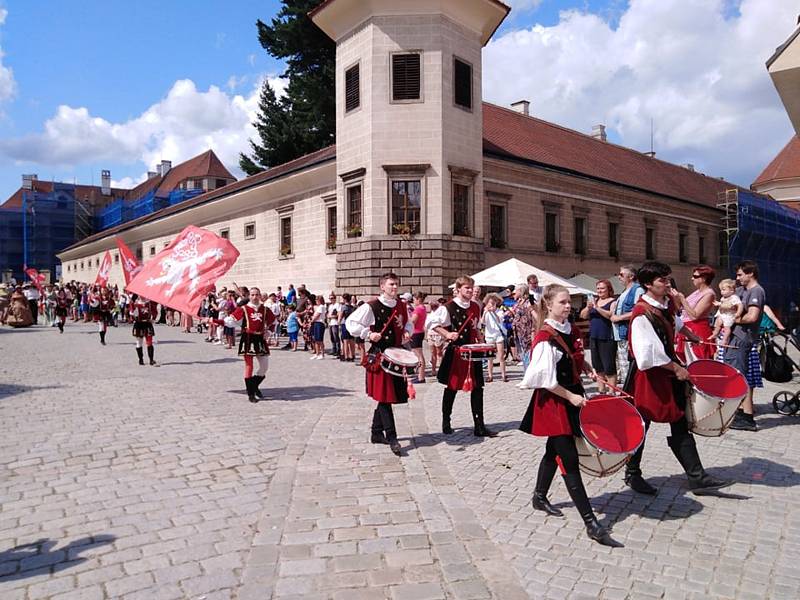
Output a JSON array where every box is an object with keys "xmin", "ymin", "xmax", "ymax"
[{"xmin": 671, "ymin": 265, "xmax": 717, "ymax": 360}]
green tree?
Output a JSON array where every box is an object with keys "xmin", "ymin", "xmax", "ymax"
[{"xmin": 240, "ymin": 0, "xmax": 335, "ymax": 175}]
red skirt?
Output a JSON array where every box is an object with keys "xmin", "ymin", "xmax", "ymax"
[
  {"xmin": 437, "ymin": 345, "xmax": 484, "ymax": 391},
  {"xmin": 631, "ymin": 366, "xmax": 683, "ymax": 423},
  {"xmin": 366, "ymin": 368, "xmax": 408, "ymax": 404},
  {"xmin": 676, "ymin": 319, "xmax": 715, "ymax": 361},
  {"xmin": 519, "ymin": 388, "xmax": 581, "ymax": 437}
]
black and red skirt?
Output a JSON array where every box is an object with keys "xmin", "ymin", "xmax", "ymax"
[{"xmin": 239, "ymin": 332, "xmax": 269, "ymax": 356}]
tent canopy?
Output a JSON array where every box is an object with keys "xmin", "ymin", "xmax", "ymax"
[
  {"xmin": 468, "ymin": 258, "xmax": 594, "ymax": 295},
  {"xmin": 568, "ymin": 272, "xmax": 625, "ymax": 295}
]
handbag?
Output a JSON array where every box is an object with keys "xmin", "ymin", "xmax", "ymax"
[{"xmin": 762, "ymin": 336, "xmax": 793, "ymax": 383}]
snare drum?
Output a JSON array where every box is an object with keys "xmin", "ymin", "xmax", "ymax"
[
  {"xmin": 685, "ymin": 359, "xmax": 748, "ymax": 437},
  {"xmin": 575, "ymin": 394, "xmax": 645, "ymax": 478},
  {"xmin": 380, "ymin": 347, "xmax": 420, "ymax": 378},
  {"xmin": 457, "ymin": 343, "xmax": 496, "ymax": 362}
]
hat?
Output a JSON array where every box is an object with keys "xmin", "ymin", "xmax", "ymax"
[{"xmin": 400, "ymin": 292, "xmax": 413, "ymax": 301}]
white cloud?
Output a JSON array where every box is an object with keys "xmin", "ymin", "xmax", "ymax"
[
  {"xmin": 0, "ymin": 75, "xmax": 288, "ymax": 182},
  {"xmin": 504, "ymin": 0, "xmax": 544, "ymax": 13},
  {"xmin": 0, "ymin": 8, "xmax": 17, "ymax": 106},
  {"xmin": 483, "ymin": 0, "xmax": 797, "ymax": 186}
]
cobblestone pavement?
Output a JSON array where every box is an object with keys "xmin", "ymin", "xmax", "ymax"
[{"xmin": 1, "ymin": 321, "xmax": 798, "ymax": 599}]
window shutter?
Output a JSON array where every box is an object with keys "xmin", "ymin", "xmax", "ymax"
[
  {"xmin": 454, "ymin": 59, "xmax": 472, "ymax": 109},
  {"xmin": 392, "ymin": 54, "xmax": 421, "ymax": 101},
  {"xmin": 345, "ymin": 64, "xmax": 360, "ymax": 112}
]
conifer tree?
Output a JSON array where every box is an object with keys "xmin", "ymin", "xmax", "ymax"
[{"xmin": 240, "ymin": 0, "xmax": 335, "ymax": 175}]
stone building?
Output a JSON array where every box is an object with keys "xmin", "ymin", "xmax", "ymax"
[{"xmin": 59, "ymin": 0, "xmax": 743, "ymax": 296}]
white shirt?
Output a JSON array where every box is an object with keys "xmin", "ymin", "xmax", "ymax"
[
  {"xmin": 519, "ymin": 319, "xmax": 572, "ymax": 390},
  {"xmin": 327, "ymin": 302, "xmax": 341, "ymax": 325},
  {"xmin": 630, "ymin": 294, "xmax": 685, "ymax": 371},
  {"xmin": 23, "ymin": 288, "xmax": 39, "ymax": 301},
  {"xmin": 482, "ymin": 310, "xmax": 505, "ymax": 342},
  {"xmin": 346, "ymin": 295, "xmax": 412, "ymax": 340},
  {"xmin": 426, "ymin": 297, "xmax": 474, "ymax": 332}
]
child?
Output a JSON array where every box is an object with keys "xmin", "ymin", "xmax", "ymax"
[
  {"xmin": 710, "ymin": 278, "xmax": 743, "ymax": 348},
  {"xmin": 338, "ymin": 293, "xmax": 355, "ymax": 361},
  {"xmin": 286, "ymin": 305, "xmax": 300, "ymax": 351},
  {"xmin": 310, "ymin": 296, "xmax": 327, "ymax": 359},
  {"xmin": 519, "ymin": 284, "xmax": 620, "ymax": 547},
  {"xmin": 482, "ymin": 293, "xmax": 507, "ymax": 382}
]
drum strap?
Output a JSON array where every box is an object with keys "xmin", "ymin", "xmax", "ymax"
[{"xmin": 542, "ymin": 325, "xmax": 580, "ymax": 383}]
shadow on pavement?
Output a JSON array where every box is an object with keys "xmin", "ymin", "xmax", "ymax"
[
  {"xmin": 160, "ymin": 357, "xmax": 240, "ymax": 366},
  {"xmin": 0, "ymin": 384, "xmax": 63, "ymax": 400},
  {"xmin": 589, "ymin": 481, "xmax": 706, "ymax": 527},
  {"xmin": 226, "ymin": 385, "xmax": 353, "ymax": 401},
  {"xmin": 709, "ymin": 456, "xmax": 800, "ymax": 487},
  {"xmin": 0, "ymin": 535, "xmax": 115, "ymax": 581}
]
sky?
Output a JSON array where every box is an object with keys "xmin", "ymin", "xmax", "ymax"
[{"xmin": 0, "ymin": 0, "xmax": 797, "ymax": 201}]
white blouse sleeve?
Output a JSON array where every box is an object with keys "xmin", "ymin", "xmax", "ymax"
[
  {"xmin": 426, "ymin": 304, "xmax": 450, "ymax": 332},
  {"xmin": 631, "ymin": 314, "xmax": 672, "ymax": 370},
  {"xmin": 345, "ymin": 302, "xmax": 374, "ymax": 340},
  {"xmin": 519, "ymin": 342, "xmax": 563, "ymax": 390}
]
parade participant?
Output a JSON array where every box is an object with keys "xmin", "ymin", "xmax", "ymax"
[
  {"xmin": 519, "ymin": 284, "xmax": 621, "ymax": 547},
  {"xmin": 91, "ymin": 287, "xmax": 115, "ymax": 345},
  {"xmin": 345, "ymin": 272, "xmax": 412, "ymax": 456},
  {"xmin": 622, "ymin": 261, "xmax": 732, "ymax": 495},
  {"xmin": 428, "ymin": 276, "xmax": 496, "ymax": 437},
  {"xmin": 129, "ymin": 294, "xmax": 158, "ymax": 366},
  {"xmin": 229, "ymin": 287, "xmax": 275, "ymax": 403},
  {"xmin": 54, "ymin": 288, "xmax": 69, "ymax": 334}
]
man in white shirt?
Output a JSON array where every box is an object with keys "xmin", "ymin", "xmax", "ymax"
[
  {"xmin": 23, "ymin": 284, "xmax": 40, "ymax": 325},
  {"xmin": 623, "ymin": 261, "xmax": 731, "ymax": 496}
]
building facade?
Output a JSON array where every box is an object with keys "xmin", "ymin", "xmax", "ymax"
[{"xmin": 59, "ymin": 0, "xmax": 742, "ymax": 296}]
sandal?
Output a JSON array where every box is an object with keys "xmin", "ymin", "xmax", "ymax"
[{"xmin": 486, "ymin": 376, "xmax": 493, "ymax": 382}]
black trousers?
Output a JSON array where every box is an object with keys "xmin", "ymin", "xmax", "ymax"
[
  {"xmin": 371, "ymin": 403, "xmax": 397, "ymax": 440},
  {"xmin": 28, "ymin": 299, "xmax": 38, "ymax": 324},
  {"xmin": 442, "ymin": 387, "xmax": 485, "ymax": 424}
]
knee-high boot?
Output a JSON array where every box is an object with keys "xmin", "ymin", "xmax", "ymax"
[
  {"xmin": 147, "ymin": 345, "xmax": 157, "ymax": 366},
  {"xmin": 532, "ymin": 455, "xmax": 563, "ymax": 517},
  {"xmin": 99, "ymin": 330, "xmax": 106, "ymax": 345},
  {"xmin": 623, "ymin": 422, "xmax": 656, "ymax": 495},
  {"xmin": 252, "ymin": 375, "xmax": 265, "ymax": 399},
  {"xmin": 563, "ymin": 473, "xmax": 623, "ymax": 547},
  {"xmin": 57, "ymin": 321, "xmax": 64, "ymax": 333},
  {"xmin": 470, "ymin": 388, "xmax": 496, "ymax": 437},
  {"xmin": 371, "ymin": 407, "xmax": 388, "ymax": 444},
  {"xmin": 442, "ymin": 388, "xmax": 456, "ymax": 434},
  {"xmin": 136, "ymin": 347, "xmax": 145, "ymax": 365},
  {"xmin": 245, "ymin": 378, "xmax": 257, "ymax": 403},
  {"xmin": 377, "ymin": 403, "xmax": 401, "ymax": 456},
  {"xmin": 667, "ymin": 434, "xmax": 731, "ymax": 495}
]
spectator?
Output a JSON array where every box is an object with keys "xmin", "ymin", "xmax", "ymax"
[
  {"xmin": 286, "ymin": 305, "xmax": 300, "ymax": 351},
  {"xmin": 611, "ymin": 265, "xmax": 644, "ymax": 382},
  {"xmin": 23, "ymin": 284, "xmax": 40, "ymax": 325},
  {"xmin": 409, "ymin": 292, "xmax": 428, "ymax": 383},
  {"xmin": 672, "ymin": 264, "xmax": 717, "ymax": 361},
  {"xmin": 338, "ymin": 293, "xmax": 355, "ymax": 361},
  {"xmin": 310, "ymin": 295, "xmax": 327, "ymax": 359},
  {"xmin": 580, "ymin": 279, "xmax": 617, "ymax": 392},
  {"xmin": 511, "ymin": 283, "xmax": 537, "ymax": 369},
  {"xmin": 527, "ymin": 274, "xmax": 543, "ymax": 304},
  {"xmin": 286, "ymin": 284, "xmax": 296, "ymax": 306},
  {"xmin": 327, "ymin": 292, "xmax": 341, "ymax": 356},
  {"xmin": 482, "ymin": 293, "xmax": 507, "ymax": 382}
]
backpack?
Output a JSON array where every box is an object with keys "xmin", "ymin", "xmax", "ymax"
[{"xmin": 762, "ymin": 336, "xmax": 794, "ymax": 383}]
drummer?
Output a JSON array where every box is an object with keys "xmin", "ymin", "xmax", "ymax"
[
  {"xmin": 427, "ymin": 275, "xmax": 495, "ymax": 437},
  {"xmin": 519, "ymin": 284, "xmax": 622, "ymax": 547},
  {"xmin": 345, "ymin": 272, "xmax": 412, "ymax": 456},
  {"xmin": 622, "ymin": 261, "xmax": 732, "ymax": 496}
]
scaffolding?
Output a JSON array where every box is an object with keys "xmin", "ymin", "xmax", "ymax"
[{"xmin": 717, "ymin": 188, "xmax": 800, "ymax": 312}]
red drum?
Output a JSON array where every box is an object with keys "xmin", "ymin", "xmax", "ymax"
[
  {"xmin": 380, "ymin": 348, "xmax": 419, "ymax": 378},
  {"xmin": 457, "ymin": 343, "xmax": 496, "ymax": 362},
  {"xmin": 575, "ymin": 394, "xmax": 646, "ymax": 478},
  {"xmin": 686, "ymin": 359, "xmax": 748, "ymax": 437}
]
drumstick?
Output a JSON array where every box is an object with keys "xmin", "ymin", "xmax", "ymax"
[
  {"xmin": 689, "ymin": 340, "xmax": 736, "ymax": 350},
  {"xmin": 592, "ymin": 375, "xmax": 635, "ymax": 400},
  {"xmin": 689, "ymin": 374, "xmax": 729, "ymax": 379}
]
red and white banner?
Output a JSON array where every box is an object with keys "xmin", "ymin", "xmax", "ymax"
[
  {"xmin": 95, "ymin": 250, "xmax": 112, "ymax": 287},
  {"xmin": 126, "ymin": 225, "xmax": 240, "ymax": 315},
  {"xmin": 116, "ymin": 238, "xmax": 142, "ymax": 287},
  {"xmin": 25, "ymin": 266, "xmax": 45, "ymax": 292}
]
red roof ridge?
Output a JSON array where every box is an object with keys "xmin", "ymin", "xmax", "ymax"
[{"xmin": 753, "ymin": 135, "xmax": 799, "ymax": 186}]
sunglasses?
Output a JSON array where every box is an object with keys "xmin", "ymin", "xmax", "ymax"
[{"xmin": 691, "ymin": 274, "xmax": 701, "ymax": 278}]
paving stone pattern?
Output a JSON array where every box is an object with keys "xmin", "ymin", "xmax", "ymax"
[{"xmin": 0, "ymin": 322, "xmax": 798, "ymax": 599}]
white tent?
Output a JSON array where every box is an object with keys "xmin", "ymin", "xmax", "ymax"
[
  {"xmin": 468, "ymin": 258, "xmax": 595, "ymax": 296},
  {"xmin": 568, "ymin": 272, "xmax": 625, "ymax": 295}
]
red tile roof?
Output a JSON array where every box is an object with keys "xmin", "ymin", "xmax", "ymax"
[
  {"xmin": 60, "ymin": 145, "xmax": 336, "ymax": 252},
  {"xmin": 482, "ymin": 102, "xmax": 739, "ymax": 208},
  {"xmin": 124, "ymin": 149, "xmax": 236, "ymax": 201},
  {"xmin": 753, "ymin": 135, "xmax": 800, "ymax": 187}
]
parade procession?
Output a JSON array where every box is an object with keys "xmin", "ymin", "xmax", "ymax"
[{"xmin": 2, "ymin": 1, "xmax": 800, "ymax": 599}]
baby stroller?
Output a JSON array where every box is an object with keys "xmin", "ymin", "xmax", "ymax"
[{"xmin": 761, "ymin": 331, "xmax": 800, "ymax": 415}]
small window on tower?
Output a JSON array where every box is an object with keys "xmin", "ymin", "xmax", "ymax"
[
  {"xmin": 149, "ymin": 246, "xmax": 156, "ymax": 256},
  {"xmin": 454, "ymin": 57, "xmax": 472, "ymax": 110},
  {"xmin": 345, "ymin": 63, "xmax": 360, "ymax": 113},
  {"xmin": 220, "ymin": 228, "xmax": 229, "ymax": 240},
  {"xmin": 392, "ymin": 53, "xmax": 422, "ymax": 102},
  {"xmin": 244, "ymin": 222, "xmax": 256, "ymax": 240}
]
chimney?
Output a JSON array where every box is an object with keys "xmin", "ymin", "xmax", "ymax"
[
  {"xmin": 159, "ymin": 160, "xmax": 172, "ymax": 177},
  {"xmin": 644, "ymin": 151, "xmax": 656, "ymax": 158},
  {"xmin": 511, "ymin": 100, "xmax": 530, "ymax": 116},
  {"xmin": 101, "ymin": 170, "xmax": 111, "ymax": 195},
  {"xmin": 147, "ymin": 171, "xmax": 158, "ymax": 179},
  {"xmin": 591, "ymin": 124, "xmax": 607, "ymax": 142},
  {"xmin": 22, "ymin": 174, "xmax": 38, "ymax": 190},
  {"xmin": 682, "ymin": 163, "xmax": 695, "ymax": 172}
]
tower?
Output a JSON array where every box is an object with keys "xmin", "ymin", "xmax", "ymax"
[{"xmin": 311, "ymin": 0, "xmax": 509, "ymax": 294}]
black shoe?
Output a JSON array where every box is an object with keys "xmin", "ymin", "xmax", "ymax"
[
  {"xmin": 729, "ymin": 412, "xmax": 758, "ymax": 432},
  {"xmin": 689, "ymin": 475, "xmax": 733, "ymax": 496},
  {"xmin": 245, "ymin": 377, "xmax": 258, "ymax": 403},
  {"xmin": 389, "ymin": 440, "xmax": 402, "ymax": 456},
  {"xmin": 585, "ymin": 518, "xmax": 624, "ymax": 547},
  {"xmin": 473, "ymin": 423, "xmax": 498, "ymax": 437},
  {"xmin": 442, "ymin": 419, "xmax": 453, "ymax": 435},
  {"xmin": 253, "ymin": 375, "xmax": 265, "ymax": 399},
  {"xmin": 371, "ymin": 432, "xmax": 389, "ymax": 445},
  {"xmin": 532, "ymin": 493, "xmax": 564, "ymax": 517},
  {"xmin": 624, "ymin": 473, "xmax": 657, "ymax": 495}
]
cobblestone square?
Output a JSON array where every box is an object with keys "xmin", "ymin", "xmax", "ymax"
[{"xmin": 1, "ymin": 322, "xmax": 799, "ymax": 599}]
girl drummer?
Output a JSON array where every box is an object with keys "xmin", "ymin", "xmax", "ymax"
[{"xmin": 519, "ymin": 284, "xmax": 622, "ymax": 547}]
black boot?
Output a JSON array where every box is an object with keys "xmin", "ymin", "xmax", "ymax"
[
  {"xmin": 252, "ymin": 375, "xmax": 265, "ymax": 399},
  {"xmin": 147, "ymin": 345, "xmax": 157, "ymax": 366},
  {"xmin": 99, "ymin": 330, "xmax": 106, "ymax": 345},
  {"xmin": 532, "ymin": 456, "xmax": 563, "ymax": 517},
  {"xmin": 563, "ymin": 473, "xmax": 623, "ymax": 547},
  {"xmin": 136, "ymin": 347, "xmax": 145, "ymax": 365},
  {"xmin": 668, "ymin": 435, "xmax": 732, "ymax": 495},
  {"xmin": 57, "ymin": 321, "xmax": 64, "ymax": 333},
  {"xmin": 371, "ymin": 408, "xmax": 388, "ymax": 444},
  {"xmin": 245, "ymin": 378, "xmax": 257, "ymax": 403},
  {"xmin": 471, "ymin": 389, "xmax": 497, "ymax": 437},
  {"xmin": 623, "ymin": 440, "xmax": 657, "ymax": 495},
  {"xmin": 442, "ymin": 389, "xmax": 455, "ymax": 434},
  {"xmin": 378, "ymin": 404, "xmax": 402, "ymax": 456}
]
